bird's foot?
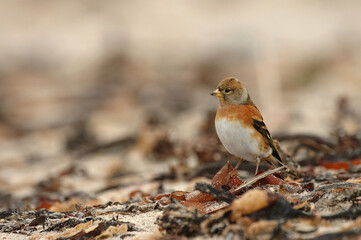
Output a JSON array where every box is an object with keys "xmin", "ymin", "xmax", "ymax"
[{"xmin": 226, "ymin": 159, "xmax": 243, "ymax": 183}]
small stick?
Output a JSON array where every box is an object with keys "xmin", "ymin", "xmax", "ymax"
[{"xmin": 231, "ymin": 165, "xmax": 287, "ymax": 195}]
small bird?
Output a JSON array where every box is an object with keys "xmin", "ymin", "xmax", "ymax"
[{"xmin": 211, "ymin": 77, "xmax": 283, "ymax": 174}]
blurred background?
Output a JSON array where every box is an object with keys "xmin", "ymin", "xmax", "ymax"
[{"xmin": 1, "ymin": 1, "xmax": 361, "ymax": 209}]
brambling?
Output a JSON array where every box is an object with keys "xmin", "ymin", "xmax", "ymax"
[{"xmin": 211, "ymin": 77, "xmax": 283, "ymax": 174}]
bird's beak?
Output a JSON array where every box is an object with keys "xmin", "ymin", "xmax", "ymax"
[{"xmin": 210, "ymin": 89, "xmax": 223, "ymax": 98}]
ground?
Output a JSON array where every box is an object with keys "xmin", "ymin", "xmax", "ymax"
[{"xmin": 1, "ymin": 1, "xmax": 361, "ymax": 239}]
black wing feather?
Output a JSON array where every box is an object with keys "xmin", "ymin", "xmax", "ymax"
[{"xmin": 252, "ymin": 118, "xmax": 283, "ymax": 164}]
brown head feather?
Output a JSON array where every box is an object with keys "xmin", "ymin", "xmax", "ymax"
[{"xmin": 216, "ymin": 77, "xmax": 254, "ymax": 106}]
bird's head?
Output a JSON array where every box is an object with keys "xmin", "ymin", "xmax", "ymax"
[{"xmin": 211, "ymin": 77, "xmax": 250, "ymax": 105}]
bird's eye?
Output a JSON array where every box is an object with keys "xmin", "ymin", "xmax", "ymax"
[{"xmin": 225, "ymin": 88, "xmax": 231, "ymax": 93}]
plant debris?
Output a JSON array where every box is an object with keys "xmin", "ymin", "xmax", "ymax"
[{"xmin": 1, "ymin": 67, "xmax": 361, "ymax": 239}]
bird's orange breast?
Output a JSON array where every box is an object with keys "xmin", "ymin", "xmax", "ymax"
[
  {"xmin": 215, "ymin": 103, "xmax": 270, "ymax": 154},
  {"xmin": 215, "ymin": 103, "xmax": 262, "ymax": 126}
]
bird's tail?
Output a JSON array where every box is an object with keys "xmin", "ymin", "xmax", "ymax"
[{"xmin": 265, "ymin": 149, "xmax": 284, "ymax": 167}]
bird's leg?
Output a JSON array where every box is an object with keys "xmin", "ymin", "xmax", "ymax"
[
  {"xmin": 226, "ymin": 159, "xmax": 243, "ymax": 183},
  {"xmin": 233, "ymin": 159, "xmax": 243, "ymax": 171},
  {"xmin": 254, "ymin": 157, "xmax": 261, "ymax": 175}
]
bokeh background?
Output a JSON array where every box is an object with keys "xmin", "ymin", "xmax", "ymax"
[{"xmin": 1, "ymin": 1, "xmax": 361, "ymax": 209}]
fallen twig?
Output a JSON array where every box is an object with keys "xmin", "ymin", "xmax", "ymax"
[{"xmin": 231, "ymin": 166, "xmax": 287, "ymax": 194}]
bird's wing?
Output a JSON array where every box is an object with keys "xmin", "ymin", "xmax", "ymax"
[{"xmin": 252, "ymin": 117, "xmax": 283, "ymax": 165}]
